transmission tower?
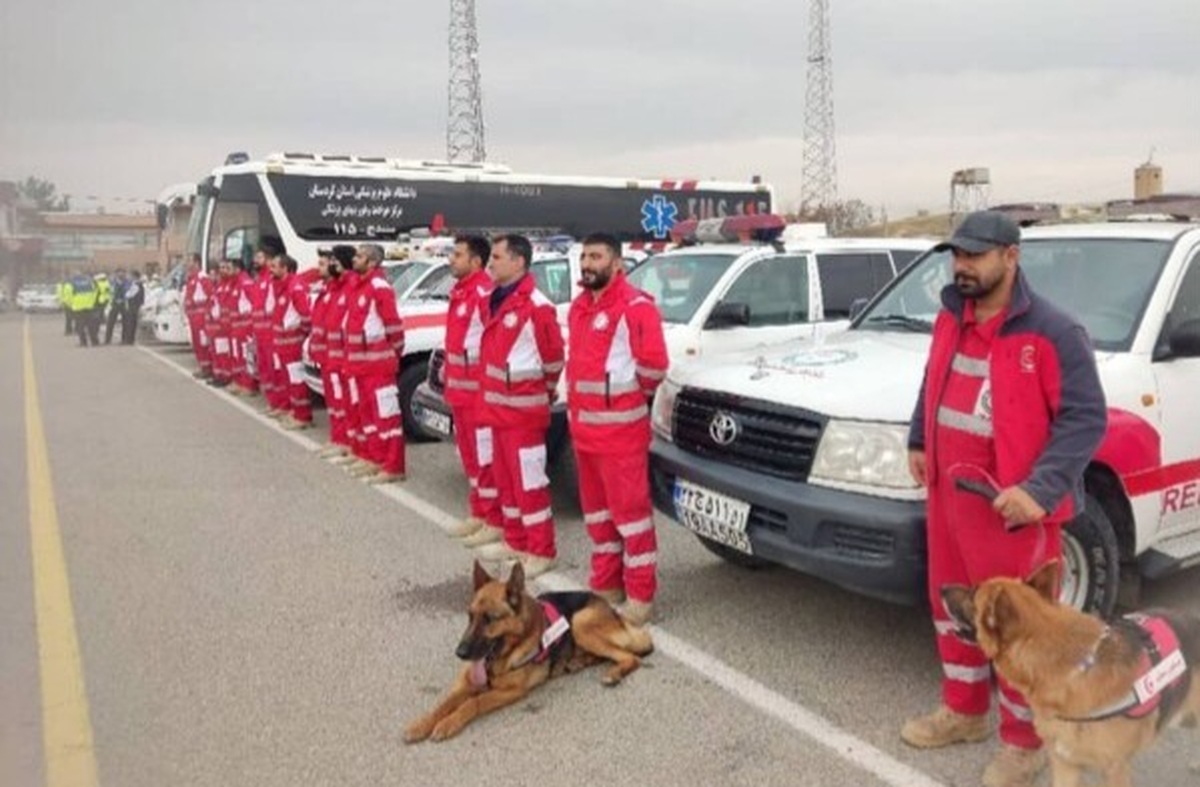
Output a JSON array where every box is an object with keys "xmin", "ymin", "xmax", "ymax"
[
  {"xmin": 800, "ymin": 0, "xmax": 838, "ymax": 217},
  {"xmin": 446, "ymin": 0, "xmax": 486, "ymax": 163}
]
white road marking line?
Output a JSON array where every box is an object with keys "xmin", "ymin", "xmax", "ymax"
[{"xmin": 141, "ymin": 345, "xmax": 946, "ymax": 787}]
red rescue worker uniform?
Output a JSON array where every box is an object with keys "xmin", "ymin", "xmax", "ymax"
[
  {"xmin": 344, "ymin": 267, "xmax": 406, "ymax": 475},
  {"xmin": 444, "ymin": 269, "xmax": 498, "ymax": 526},
  {"xmin": 183, "ymin": 269, "xmax": 214, "ymax": 376},
  {"xmin": 478, "ymin": 274, "xmax": 565, "ymax": 558},
  {"xmin": 272, "ymin": 271, "xmax": 315, "ymax": 424},
  {"xmin": 230, "ymin": 267, "xmax": 257, "ymax": 394},
  {"xmin": 251, "ymin": 266, "xmax": 285, "ymax": 411},
  {"xmin": 910, "ymin": 271, "xmax": 1107, "ymax": 751},
  {"xmin": 567, "ymin": 273, "xmax": 668, "ymax": 604},
  {"xmin": 324, "ymin": 271, "xmax": 359, "ymax": 450},
  {"xmin": 210, "ymin": 272, "xmax": 237, "ymax": 385}
]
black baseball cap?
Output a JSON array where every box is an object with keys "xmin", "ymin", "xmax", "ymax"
[{"xmin": 934, "ymin": 211, "xmax": 1021, "ymax": 254}]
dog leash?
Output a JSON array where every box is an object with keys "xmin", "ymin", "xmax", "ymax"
[{"xmin": 948, "ymin": 463, "xmax": 1048, "ymax": 567}]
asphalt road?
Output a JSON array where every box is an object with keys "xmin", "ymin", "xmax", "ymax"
[{"xmin": 3, "ymin": 311, "xmax": 1199, "ymax": 787}]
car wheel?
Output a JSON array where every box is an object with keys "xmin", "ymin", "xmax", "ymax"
[
  {"xmin": 1060, "ymin": 491, "xmax": 1120, "ymax": 617},
  {"xmin": 695, "ymin": 536, "xmax": 772, "ymax": 569},
  {"xmin": 398, "ymin": 361, "xmax": 433, "ymax": 443}
]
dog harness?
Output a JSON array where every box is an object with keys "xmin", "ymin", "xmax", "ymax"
[
  {"xmin": 1066, "ymin": 613, "xmax": 1189, "ymax": 724},
  {"xmin": 510, "ymin": 600, "xmax": 572, "ymax": 669}
]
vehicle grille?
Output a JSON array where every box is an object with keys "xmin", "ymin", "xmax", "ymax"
[
  {"xmin": 427, "ymin": 349, "xmax": 446, "ymax": 395},
  {"xmin": 673, "ymin": 388, "xmax": 825, "ymax": 480}
]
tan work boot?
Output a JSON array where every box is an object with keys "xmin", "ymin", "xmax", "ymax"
[
  {"xmin": 281, "ymin": 416, "xmax": 313, "ymax": 431},
  {"xmin": 476, "ymin": 541, "xmax": 521, "ymax": 563},
  {"xmin": 900, "ymin": 706, "xmax": 991, "ymax": 749},
  {"xmin": 461, "ymin": 526, "xmax": 503, "ymax": 548},
  {"xmin": 316, "ymin": 444, "xmax": 346, "ymax": 458},
  {"xmin": 445, "ymin": 517, "xmax": 485, "ymax": 539},
  {"xmin": 982, "ymin": 745, "xmax": 1046, "ymax": 787},
  {"xmin": 365, "ymin": 471, "xmax": 405, "ymax": 484},
  {"xmin": 348, "ymin": 461, "xmax": 380, "ymax": 478},
  {"xmin": 594, "ymin": 588, "xmax": 626, "ymax": 607},
  {"xmin": 620, "ymin": 600, "xmax": 654, "ymax": 626},
  {"xmin": 519, "ymin": 554, "xmax": 556, "ymax": 579}
]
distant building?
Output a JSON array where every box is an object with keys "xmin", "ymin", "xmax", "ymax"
[
  {"xmin": 1134, "ymin": 160, "xmax": 1164, "ymax": 200},
  {"xmin": 33, "ymin": 212, "xmax": 161, "ymax": 276}
]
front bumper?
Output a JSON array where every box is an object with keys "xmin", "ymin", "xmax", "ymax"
[{"xmin": 650, "ymin": 437, "xmax": 927, "ymax": 605}]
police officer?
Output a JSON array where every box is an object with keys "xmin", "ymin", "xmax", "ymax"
[{"xmin": 121, "ymin": 272, "xmax": 145, "ymax": 345}]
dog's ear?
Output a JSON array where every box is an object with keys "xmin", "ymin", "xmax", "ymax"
[
  {"xmin": 979, "ymin": 587, "xmax": 1018, "ymax": 643},
  {"xmin": 505, "ymin": 561, "xmax": 526, "ymax": 608},
  {"xmin": 473, "ymin": 560, "xmax": 493, "ymax": 591},
  {"xmin": 1026, "ymin": 560, "xmax": 1061, "ymax": 602},
  {"xmin": 941, "ymin": 584, "xmax": 977, "ymax": 641}
]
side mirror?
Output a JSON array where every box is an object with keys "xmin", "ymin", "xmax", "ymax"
[
  {"xmin": 1167, "ymin": 318, "xmax": 1200, "ymax": 358},
  {"xmin": 705, "ymin": 301, "xmax": 751, "ymax": 329},
  {"xmin": 849, "ymin": 297, "xmax": 870, "ymax": 320}
]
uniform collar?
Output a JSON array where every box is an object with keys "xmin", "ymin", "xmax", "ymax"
[{"xmin": 581, "ymin": 272, "xmax": 628, "ymax": 309}]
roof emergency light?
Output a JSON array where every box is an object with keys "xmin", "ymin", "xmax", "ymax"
[{"xmin": 670, "ymin": 214, "xmax": 787, "ymax": 244}]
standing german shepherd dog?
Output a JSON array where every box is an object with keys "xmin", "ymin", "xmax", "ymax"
[
  {"xmin": 405, "ymin": 561, "xmax": 654, "ymax": 743},
  {"xmin": 942, "ymin": 561, "xmax": 1200, "ymax": 786}
]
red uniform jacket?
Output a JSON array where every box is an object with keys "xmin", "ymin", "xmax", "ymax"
[
  {"xmin": 183, "ymin": 271, "xmax": 213, "ymax": 326},
  {"xmin": 323, "ymin": 272, "xmax": 358, "ymax": 373},
  {"xmin": 478, "ymin": 274, "xmax": 565, "ymax": 431},
  {"xmin": 231, "ymin": 271, "xmax": 254, "ymax": 336},
  {"xmin": 308, "ymin": 280, "xmax": 332, "ymax": 366},
  {"xmin": 566, "ymin": 274, "xmax": 669, "ymax": 454},
  {"xmin": 272, "ymin": 273, "xmax": 312, "ymax": 351},
  {"xmin": 443, "ymin": 269, "xmax": 493, "ymax": 409},
  {"xmin": 344, "ymin": 268, "xmax": 404, "ymax": 377}
]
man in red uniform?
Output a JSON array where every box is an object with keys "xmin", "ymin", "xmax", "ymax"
[
  {"xmin": 442, "ymin": 235, "xmax": 497, "ymax": 540},
  {"xmin": 206, "ymin": 260, "xmax": 236, "ymax": 389},
  {"xmin": 309, "ymin": 250, "xmax": 339, "ymax": 452},
  {"xmin": 321, "ymin": 245, "xmax": 360, "ymax": 464},
  {"xmin": 344, "ymin": 243, "xmax": 406, "ymax": 482},
  {"xmin": 229, "ymin": 259, "xmax": 257, "ymax": 396},
  {"xmin": 271, "ymin": 255, "xmax": 315, "ymax": 429},
  {"xmin": 902, "ymin": 211, "xmax": 1106, "ymax": 787},
  {"xmin": 566, "ymin": 233, "xmax": 668, "ymax": 625},
  {"xmin": 473, "ymin": 234, "xmax": 565, "ymax": 579},
  {"xmin": 182, "ymin": 253, "xmax": 214, "ymax": 380},
  {"xmin": 251, "ymin": 237, "xmax": 287, "ymax": 416}
]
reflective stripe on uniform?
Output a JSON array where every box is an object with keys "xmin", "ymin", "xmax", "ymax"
[
  {"xmin": 943, "ymin": 663, "xmax": 991, "ymax": 683},
  {"xmin": 485, "ymin": 364, "xmax": 543, "ymax": 383},
  {"xmin": 594, "ymin": 541, "xmax": 623, "ymax": 554},
  {"xmin": 348, "ymin": 350, "xmax": 396, "ymax": 362},
  {"xmin": 623, "ymin": 552, "xmax": 657, "ymax": 569},
  {"xmin": 936, "ymin": 406, "xmax": 993, "ymax": 437},
  {"xmin": 574, "ymin": 379, "xmax": 641, "ymax": 396},
  {"xmin": 502, "ymin": 506, "xmax": 520, "ymax": 519},
  {"xmin": 998, "ymin": 691, "xmax": 1034, "ymax": 722},
  {"xmin": 636, "ymin": 365, "xmax": 666, "ymax": 380},
  {"xmin": 951, "ymin": 354, "xmax": 989, "ymax": 378},
  {"xmin": 934, "ymin": 619, "xmax": 959, "ymax": 635},
  {"xmin": 522, "ymin": 508, "xmax": 552, "ymax": 526},
  {"xmin": 446, "ymin": 378, "xmax": 480, "ymax": 391},
  {"xmin": 542, "ymin": 361, "xmax": 564, "ymax": 374},
  {"xmin": 477, "ymin": 487, "xmax": 498, "ymax": 499},
  {"xmin": 484, "ymin": 390, "xmax": 549, "ymax": 408},
  {"xmin": 583, "ymin": 509, "xmax": 612, "ymax": 525},
  {"xmin": 617, "ymin": 517, "xmax": 653, "ymax": 538},
  {"xmin": 378, "ymin": 429, "xmax": 403, "ymax": 440},
  {"xmin": 577, "ymin": 404, "xmax": 649, "ymax": 425},
  {"xmin": 446, "ymin": 352, "xmax": 467, "ymax": 365}
]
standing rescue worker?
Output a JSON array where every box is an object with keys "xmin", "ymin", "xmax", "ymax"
[
  {"xmin": 309, "ymin": 250, "xmax": 337, "ymax": 448},
  {"xmin": 251, "ymin": 237, "xmax": 286, "ymax": 414},
  {"xmin": 271, "ymin": 255, "xmax": 315, "ymax": 430},
  {"xmin": 566, "ymin": 233, "xmax": 668, "ymax": 625},
  {"xmin": 206, "ymin": 260, "xmax": 235, "ymax": 388},
  {"xmin": 443, "ymin": 235, "xmax": 498, "ymax": 540},
  {"xmin": 320, "ymin": 245, "xmax": 360, "ymax": 463},
  {"xmin": 228, "ymin": 260, "xmax": 257, "ymax": 394},
  {"xmin": 472, "ymin": 234, "xmax": 564, "ymax": 579},
  {"xmin": 343, "ymin": 244, "xmax": 406, "ymax": 483},
  {"xmin": 183, "ymin": 255, "xmax": 214, "ymax": 379},
  {"xmin": 901, "ymin": 211, "xmax": 1106, "ymax": 787}
]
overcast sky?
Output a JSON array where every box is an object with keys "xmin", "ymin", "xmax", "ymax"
[{"xmin": 2, "ymin": 0, "xmax": 1198, "ymax": 216}]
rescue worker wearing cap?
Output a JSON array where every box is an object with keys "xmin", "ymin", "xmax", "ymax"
[
  {"xmin": 183, "ymin": 255, "xmax": 214, "ymax": 379},
  {"xmin": 442, "ymin": 235, "xmax": 498, "ymax": 541},
  {"xmin": 566, "ymin": 233, "xmax": 668, "ymax": 626},
  {"xmin": 227, "ymin": 259, "xmax": 257, "ymax": 395},
  {"xmin": 206, "ymin": 260, "xmax": 235, "ymax": 387},
  {"xmin": 251, "ymin": 237, "xmax": 286, "ymax": 414},
  {"xmin": 472, "ymin": 234, "xmax": 564, "ymax": 579},
  {"xmin": 320, "ymin": 245, "xmax": 361, "ymax": 464},
  {"xmin": 69, "ymin": 271, "xmax": 100, "ymax": 346},
  {"xmin": 271, "ymin": 255, "xmax": 315, "ymax": 430},
  {"xmin": 343, "ymin": 243, "xmax": 406, "ymax": 482},
  {"xmin": 901, "ymin": 211, "xmax": 1106, "ymax": 787}
]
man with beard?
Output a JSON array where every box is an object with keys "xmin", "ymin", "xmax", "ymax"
[
  {"xmin": 319, "ymin": 245, "xmax": 360, "ymax": 462},
  {"xmin": 183, "ymin": 254, "xmax": 214, "ymax": 379},
  {"xmin": 901, "ymin": 211, "xmax": 1106, "ymax": 787},
  {"xmin": 251, "ymin": 237, "xmax": 287, "ymax": 415},
  {"xmin": 271, "ymin": 254, "xmax": 315, "ymax": 429},
  {"xmin": 565, "ymin": 233, "xmax": 667, "ymax": 625}
]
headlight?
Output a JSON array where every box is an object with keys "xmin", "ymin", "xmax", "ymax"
[
  {"xmin": 650, "ymin": 379, "xmax": 680, "ymax": 442},
  {"xmin": 810, "ymin": 420, "xmax": 917, "ymax": 489}
]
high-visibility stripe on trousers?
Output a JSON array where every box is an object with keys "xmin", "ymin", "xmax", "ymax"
[
  {"xmin": 322, "ymin": 369, "xmax": 349, "ymax": 447},
  {"xmin": 452, "ymin": 405, "xmax": 500, "ymax": 525},
  {"xmin": 575, "ymin": 448, "xmax": 657, "ymax": 603},
  {"xmin": 254, "ymin": 330, "xmax": 285, "ymax": 410},
  {"xmin": 274, "ymin": 345, "xmax": 312, "ymax": 424},
  {"xmin": 188, "ymin": 318, "xmax": 212, "ymax": 374},
  {"xmin": 352, "ymin": 371, "xmax": 405, "ymax": 475},
  {"xmin": 210, "ymin": 330, "xmax": 233, "ymax": 382},
  {"xmin": 491, "ymin": 426, "xmax": 555, "ymax": 558},
  {"xmin": 231, "ymin": 331, "xmax": 256, "ymax": 392},
  {"xmin": 927, "ymin": 472, "xmax": 1059, "ymax": 750}
]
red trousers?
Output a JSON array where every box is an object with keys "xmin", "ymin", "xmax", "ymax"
[
  {"xmin": 210, "ymin": 329, "xmax": 233, "ymax": 382},
  {"xmin": 254, "ymin": 330, "xmax": 286, "ymax": 410},
  {"xmin": 452, "ymin": 405, "xmax": 500, "ymax": 524},
  {"xmin": 322, "ymin": 367, "xmax": 349, "ymax": 447},
  {"xmin": 927, "ymin": 471, "xmax": 1061, "ymax": 749},
  {"xmin": 491, "ymin": 426, "xmax": 555, "ymax": 558},
  {"xmin": 188, "ymin": 317, "xmax": 211, "ymax": 374},
  {"xmin": 351, "ymin": 370, "xmax": 404, "ymax": 475},
  {"xmin": 576, "ymin": 449, "xmax": 657, "ymax": 603},
  {"xmin": 231, "ymin": 329, "xmax": 255, "ymax": 392},
  {"xmin": 274, "ymin": 344, "xmax": 312, "ymax": 423}
]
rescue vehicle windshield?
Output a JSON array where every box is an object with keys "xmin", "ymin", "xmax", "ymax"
[
  {"xmin": 626, "ymin": 253, "xmax": 739, "ymax": 324},
  {"xmin": 388, "ymin": 261, "xmax": 434, "ymax": 297},
  {"xmin": 858, "ymin": 238, "xmax": 1172, "ymax": 352}
]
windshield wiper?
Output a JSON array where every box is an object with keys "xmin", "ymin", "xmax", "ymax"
[{"xmin": 861, "ymin": 314, "xmax": 933, "ymax": 332}]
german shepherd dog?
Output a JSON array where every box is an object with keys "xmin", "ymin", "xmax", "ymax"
[
  {"xmin": 404, "ymin": 561, "xmax": 654, "ymax": 743},
  {"xmin": 942, "ymin": 561, "xmax": 1200, "ymax": 786}
]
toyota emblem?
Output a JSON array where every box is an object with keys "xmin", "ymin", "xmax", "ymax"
[{"xmin": 708, "ymin": 411, "xmax": 740, "ymax": 446}]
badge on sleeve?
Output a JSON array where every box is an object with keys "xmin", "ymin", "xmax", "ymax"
[
  {"xmin": 593, "ymin": 313, "xmax": 609, "ymax": 331},
  {"xmin": 503, "ymin": 313, "xmax": 518, "ymax": 329}
]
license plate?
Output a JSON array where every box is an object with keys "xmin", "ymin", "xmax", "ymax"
[
  {"xmin": 673, "ymin": 479, "xmax": 752, "ymax": 554},
  {"xmin": 419, "ymin": 406, "xmax": 453, "ymax": 437}
]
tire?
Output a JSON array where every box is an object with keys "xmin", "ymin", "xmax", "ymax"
[
  {"xmin": 398, "ymin": 361, "xmax": 433, "ymax": 443},
  {"xmin": 1060, "ymin": 491, "xmax": 1120, "ymax": 617},
  {"xmin": 695, "ymin": 536, "xmax": 772, "ymax": 569}
]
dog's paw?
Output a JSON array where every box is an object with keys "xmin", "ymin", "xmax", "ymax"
[
  {"xmin": 403, "ymin": 719, "xmax": 434, "ymax": 744},
  {"xmin": 429, "ymin": 717, "xmax": 464, "ymax": 742},
  {"xmin": 600, "ymin": 669, "xmax": 624, "ymax": 687}
]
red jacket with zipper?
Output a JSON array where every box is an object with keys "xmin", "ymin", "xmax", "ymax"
[{"xmin": 443, "ymin": 269, "xmax": 493, "ymax": 409}]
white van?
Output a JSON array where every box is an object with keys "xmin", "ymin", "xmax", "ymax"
[{"xmin": 651, "ymin": 222, "xmax": 1200, "ymax": 616}]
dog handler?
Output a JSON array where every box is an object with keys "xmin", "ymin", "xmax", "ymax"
[
  {"xmin": 902, "ymin": 211, "xmax": 1107, "ymax": 787},
  {"xmin": 566, "ymin": 233, "xmax": 668, "ymax": 626}
]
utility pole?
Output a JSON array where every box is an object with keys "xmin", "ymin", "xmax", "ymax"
[
  {"xmin": 446, "ymin": 0, "xmax": 486, "ymax": 163},
  {"xmin": 801, "ymin": 0, "xmax": 838, "ymax": 221}
]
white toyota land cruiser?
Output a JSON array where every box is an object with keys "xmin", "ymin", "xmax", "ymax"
[{"xmin": 651, "ymin": 222, "xmax": 1200, "ymax": 616}]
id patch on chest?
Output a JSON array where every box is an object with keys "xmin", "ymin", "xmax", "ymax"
[{"xmin": 973, "ymin": 379, "xmax": 993, "ymax": 421}]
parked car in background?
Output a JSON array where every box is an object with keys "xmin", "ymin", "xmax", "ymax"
[{"xmin": 17, "ymin": 284, "xmax": 62, "ymax": 313}]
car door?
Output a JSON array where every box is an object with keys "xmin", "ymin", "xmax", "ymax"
[
  {"xmin": 697, "ymin": 253, "xmax": 814, "ymax": 357},
  {"xmin": 1151, "ymin": 244, "xmax": 1200, "ymax": 543}
]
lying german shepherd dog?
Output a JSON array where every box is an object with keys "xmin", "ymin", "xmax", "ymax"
[
  {"xmin": 942, "ymin": 561, "xmax": 1200, "ymax": 786},
  {"xmin": 405, "ymin": 561, "xmax": 654, "ymax": 743}
]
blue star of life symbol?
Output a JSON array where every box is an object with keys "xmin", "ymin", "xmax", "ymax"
[{"xmin": 640, "ymin": 195, "xmax": 679, "ymax": 239}]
